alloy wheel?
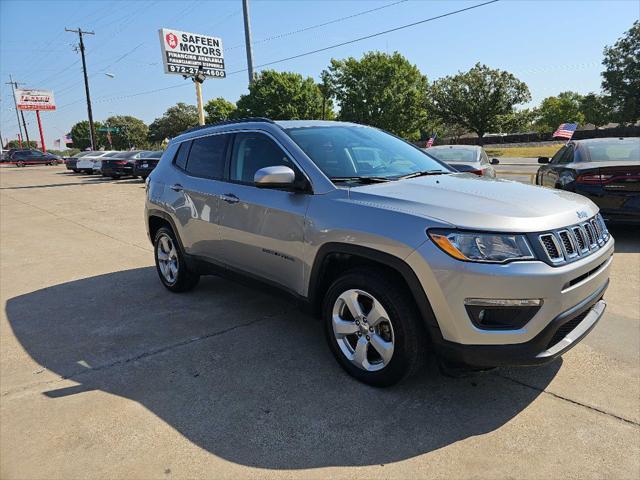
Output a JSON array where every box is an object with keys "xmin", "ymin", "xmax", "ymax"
[
  {"xmin": 332, "ymin": 289, "xmax": 395, "ymax": 371},
  {"xmin": 157, "ymin": 234, "xmax": 179, "ymax": 285}
]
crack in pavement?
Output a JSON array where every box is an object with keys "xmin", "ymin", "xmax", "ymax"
[
  {"xmin": 1, "ymin": 315, "xmax": 276, "ymax": 399},
  {"xmin": 494, "ymin": 372, "xmax": 640, "ymax": 427},
  {"xmin": 1, "ymin": 192, "xmax": 152, "ymax": 253}
]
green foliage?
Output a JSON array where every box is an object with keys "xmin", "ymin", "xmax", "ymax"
[
  {"xmin": 428, "ymin": 63, "xmax": 531, "ymax": 142},
  {"xmin": 324, "ymin": 52, "xmax": 427, "ymax": 140},
  {"xmin": 48, "ymin": 149, "xmax": 80, "ymax": 157},
  {"xmin": 70, "ymin": 120, "xmax": 104, "ymax": 150},
  {"xmin": 5, "ymin": 140, "xmax": 38, "ymax": 149},
  {"xmin": 497, "ymin": 108, "xmax": 537, "ymax": 133},
  {"xmin": 580, "ymin": 93, "xmax": 613, "ymax": 127},
  {"xmin": 601, "ymin": 20, "xmax": 640, "ymax": 124},
  {"xmin": 148, "ymin": 103, "xmax": 199, "ymax": 142},
  {"xmin": 534, "ymin": 91, "xmax": 585, "ymax": 132},
  {"xmin": 235, "ymin": 70, "xmax": 330, "ymax": 120},
  {"xmin": 204, "ymin": 97, "xmax": 237, "ymax": 124},
  {"xmin": 103, "ymin": 115, "xmax": 149, "ymax": 150}
]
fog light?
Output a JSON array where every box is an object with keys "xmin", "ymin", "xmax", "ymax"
[{"xmin": 464, "ymin": 298, "xmax": 542, "ymax": 330}]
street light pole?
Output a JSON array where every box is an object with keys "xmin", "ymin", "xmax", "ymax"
[
  {"xmin": 242, "ymin": 0, "xmax": 255, "ymax": 84},
  {"xmin": 65, "ymin": 27, "xmax": 96, "ymax": 150}
]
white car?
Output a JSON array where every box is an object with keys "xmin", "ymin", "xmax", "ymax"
[{"xmin": 76, "ymin": 151, "xmax": 116, "ymax": 174}]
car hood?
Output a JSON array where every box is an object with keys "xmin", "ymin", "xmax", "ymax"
[{"xmin": 348, "ymin": 173, "xmax": 598, "ymax": 232}]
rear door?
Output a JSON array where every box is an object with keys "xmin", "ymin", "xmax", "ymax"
[
  {"xmin": 171, "ymin": 134, "xmax": 230, "ymax": 262},
  {"xmin": 217, "ymin": 131, "xmax": 310, "ymax": 294}
]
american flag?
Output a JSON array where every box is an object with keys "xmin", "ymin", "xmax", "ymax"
[
  {"xmin": 64, "ymin": 133, "xmax": 72, "ymax": 144},
  {"xmin": 426, "ymin": 133, "xmax": 437, "ymax": 148},
  {"xmin": 553, "ymin": 123, "xmax": 578, "ymax": 140}
]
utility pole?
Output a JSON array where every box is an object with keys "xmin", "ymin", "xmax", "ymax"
[
  {"xmin": 6, "ymin": 75, "xmax": 29, "ymax": 146},
  {"xmin": 65, "ymin": 27, "xmax": 96, "ymax": 150},
  {"xmin": 242, "ymin": 0, "xmax": 255, "ymax": 84}
]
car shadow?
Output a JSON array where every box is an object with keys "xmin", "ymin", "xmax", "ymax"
[{"xmin": 5, "ymin": 267, "xmax": 560, "ymax": 469}]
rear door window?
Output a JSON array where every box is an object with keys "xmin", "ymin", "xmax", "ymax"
[{"xmin": 185, "ymin": 134, "xmax": 229, "ymax": 179}]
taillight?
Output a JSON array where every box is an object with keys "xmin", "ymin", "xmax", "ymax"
[
  {"xmin": 576, "ymin": 174, "xmax": 613, "ymax": 184},
  {"xmin": 114, "ymin": 160, "xmax": 128, "ymax": 165},
  {"xmin": 469, "ymin": 169, "xmax": 483, "ymax": 176}
]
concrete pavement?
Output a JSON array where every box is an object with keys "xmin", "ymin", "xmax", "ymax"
[{"xmin": 1, "ymin": 165, "xmax": 639, "ymax": 479}]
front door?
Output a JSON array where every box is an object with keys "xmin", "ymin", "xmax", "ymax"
[{"xmin": 217, "ymin": 132, "xmax": 310, "ymax": 295}]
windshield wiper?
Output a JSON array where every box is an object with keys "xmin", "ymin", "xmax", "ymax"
[
  {"xmin": 397, "ymin": 170, "xmax": 449, "ymax": 180},
  {"xmin": 330, "ymin": 176, "xmax": 391, "ymax": 184}
]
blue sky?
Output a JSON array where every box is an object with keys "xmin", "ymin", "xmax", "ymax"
[{"xmin": 1, "ymin": 0, "xmax": 638, "ymax": 148}]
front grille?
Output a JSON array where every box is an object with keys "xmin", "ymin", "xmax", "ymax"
[
  {"xmin": 540, "ymin": 234, "xmax": 561, "ymax": 262},
  {"xmin": 572, "ymin": 226, "xmax": 587, "ymax": 252},
  {"xmin": 558, "ymin": 230, "xmax": 576, "ymax": 257},
  {"xmin": 537, "ymin": 214, "xmax": 609, "ymax": 265},
  {"xmin": 546, "ymin": 309, "xmax": 590, "ymax": 349}
]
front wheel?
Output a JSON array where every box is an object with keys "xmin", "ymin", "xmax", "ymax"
[
  {"xmin": 153, "ymin": 227, "xmax": 199, "ymax": 292},
  {"xmin": 323, "ymin": 268, "xmax": 427, "ymax": 387}
]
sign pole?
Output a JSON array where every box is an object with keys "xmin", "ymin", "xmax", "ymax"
[
  {"xmin": 17, "ymin": 133, "xmax": 22, "ymax": 149},
  {"xmin": 36, "ymin": 110, "xmax": 46, "ymax": 153},
  {"xmin": 195, "ymin": 81, "xmax": 205, "ymax": 125}
]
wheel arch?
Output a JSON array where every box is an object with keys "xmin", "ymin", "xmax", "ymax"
[{"xmin": 308, "ymin": 243, "xmax": 440, "ymax": 334}]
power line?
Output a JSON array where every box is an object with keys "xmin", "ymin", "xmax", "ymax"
[
  {"xmin": 226, "ymin": 0, "xmax": 409, "ymax": 51},
  {"xmin": 53, "ymin": 0, "xmax": 500, "ymax": 112},
  {"xmin": 227, "ymin": 0, "xmax": 500, "ymax": 75}
]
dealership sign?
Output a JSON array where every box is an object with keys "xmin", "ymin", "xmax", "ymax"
[
  {"xmin": 15, "ymin": 89, "xmax": 56, "ymax": 111},
  {"xmin": 159, "ymin": 28, "xmax": 225, "ymax": 78}
]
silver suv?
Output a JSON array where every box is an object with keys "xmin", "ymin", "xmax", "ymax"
[{"xmin": 145, "ymin": 119, "xmax": 613, "ymax": 386}]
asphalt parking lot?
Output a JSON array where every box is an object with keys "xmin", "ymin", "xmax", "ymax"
[{"xmin": 1, "ymin": 165, "xmax": 639, "ymax": 479}]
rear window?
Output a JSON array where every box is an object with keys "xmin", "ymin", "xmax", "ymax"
[
  {"xmin": 584, "ymin": 141, "xmax": 640, "ymax": 162},
  {"xmin": 185, "ymin": 135, "xmax": 228, "ymax": 179},
  {"xmin": 428, "ymin": 148, "xmax": 477, "ymax": 162}
]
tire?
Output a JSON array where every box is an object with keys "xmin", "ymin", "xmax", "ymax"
[
  {"xmin": 322, "ymin": 268, "xmax": 427, "ymax": 387},
  {"xmin": 16, "ymin": 161, "xmax": 24, "ymax": 167},
  {"xmin": 153, "ymin": 226, "xmax": 199, "ymax": 292}
]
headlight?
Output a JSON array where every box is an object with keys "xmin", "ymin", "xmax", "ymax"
[{"xmin": 429, "ymin": 230, "xmax": 535, "ymax": 263}]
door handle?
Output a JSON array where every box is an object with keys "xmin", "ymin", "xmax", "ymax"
[
  {"xmin": 170, "ymin": 183, "xmax": 183, "ymax": 192},
  {"xmin": 221, "ymin": 193, "xmax": 239, "ymax": 204}
]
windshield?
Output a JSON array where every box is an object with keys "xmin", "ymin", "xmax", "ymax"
[
  {"xmin": 584, "ymin": 140, "xmax": 639, "ymax": 162},
  {"xmin": 285, "ymin": 125, "xmax": 450, "ymax": 180},
  {"xmin": 427, "ymin": 148, "xmax": 477, "ymax": 163},
  {"xmin": 140, "ymin": 150, "xmax": 163, "ymax": 159},
  {"xmin": 113, "ymin": 151, "xmax": 140, "ymax": 159}
]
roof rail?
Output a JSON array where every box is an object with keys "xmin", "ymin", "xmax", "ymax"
[{"xmin": 182, "ymin": 117, "xmax": 274, "ymax": 134}]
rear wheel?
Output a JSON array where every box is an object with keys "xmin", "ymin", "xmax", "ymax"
[
  {"xmin": 323, "ymin": 268, "xmax": 427, "ymax": 387},
  {"xmin": 154, "ymin": 227, "xmax": 199, "ymax": 292}
]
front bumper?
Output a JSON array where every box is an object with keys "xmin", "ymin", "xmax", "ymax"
[
  {"xmin": 405, "ymin": 233, "xmax": 614, "ymax": 363},
  {"xmin": 433, "ymin": 281, "xmax": 607, "ymax": 367}
]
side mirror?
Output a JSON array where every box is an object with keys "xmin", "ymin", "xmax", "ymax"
[
  {"xmin": 490, "ymin": 158, "xmax": 499, "ymax": 165},
  {"xmin": 254, "ymin": 166, "xmax": 296, "ymax": 189},
  {"xmin": 538, "ymin": 157, "xmax": 550, "ymax": 164}
]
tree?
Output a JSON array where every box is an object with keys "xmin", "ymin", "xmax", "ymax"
[
  {"xmin": 534, "ymin": 91, "xmax": 584, "ymax": 132},
  {"xmin": 579, "ymin": 93, "xmax": 613, "ymax": 128},
  {"xmin": 323, "ymin": 52, "xmax": 427, "ymax": 140},
  {"xmin": 428, "ymin": 63, "xmax": 531, "ymax": 143},
  {"xmin": 204, "ymin": 97, "xmax": 237, "ymax": 124},
  {"xmin": 148, "ymin": 103, "xmax": 199, "ymax": 142},
  {"xmin": 235, "ymin": 70, "xmax": 330, "ymax": 120},
  {"xmin": 6, "ymin": 140, "xmax": 38, "ymax": 149},
  {"xmin": 497, "ymin": 108, "xmax": 537, "ymax": 133},
  {"xmin": 103, "ymin": 115, "xmax": 148, "ymax": 150},
  {"xmin": 602, "ymin": 20, "xmax": 639, "ymax": 124},
  {"xmin": 70, "ymin": 120, "xmax": 104, "ymax": 150}
]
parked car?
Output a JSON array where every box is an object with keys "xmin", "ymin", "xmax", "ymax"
[
  {"xmin": 76, "ymin": 151, "xmax": 115, "ymax": 174},
  {"xmin": 8, "ymin": 149, "xmax": 60, "ymax": 166},
  {"xmin": 93, "ymin": 151, "xmax": 121, "ymax": 174},
  {"xmin": 146, "ymin": 119, "xmax": 612, "ymax": 387},
  {"xmin": 101, "ymin": 150, "xmax": 145, "ymax": 178},
  {"xmin": 133, "ymin": 150, "xmax": 163, "ymax": 179},
  {"xmin": 65, "ymin": 151, "xmax": 92, "ymax": 172},
  {"xmin": 425, "ymin": 145, "xmax": 498, "ymax": 177},
  {"xmin": 536, "ymin": 137, "xmax": 639, "ymax": 224}
]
